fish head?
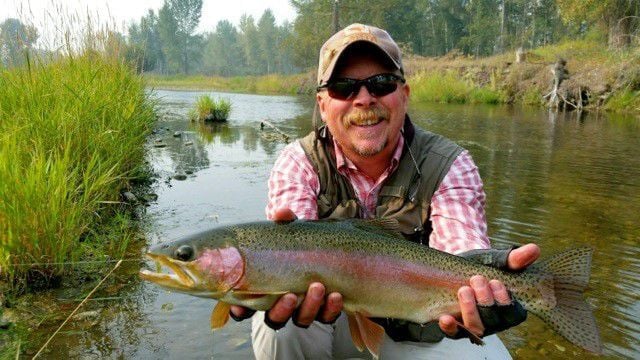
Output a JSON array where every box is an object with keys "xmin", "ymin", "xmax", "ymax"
[{"xmin": 139, "ymin": 228, "xmax": 245, "ymax": 298}]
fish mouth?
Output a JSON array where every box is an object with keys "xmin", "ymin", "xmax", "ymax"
[{"xmin": 139, "ymin": 253, "xmax": 224, "ymax": 297}]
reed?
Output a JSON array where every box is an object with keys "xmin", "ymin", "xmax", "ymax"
[
  {"xmin": 0, "ymin": 52, "xmax": 155, "ymax": 289},
  {"xmin": 191, "ymin": 95, "xmax": 232, "ymax": 121},
  {"xmin": 409, "ymin": 71, "xmax": 463, "ymax": 103},
  {"xmin": 146, "ymin": 73, "xmax": 313, "ymax": 95}
]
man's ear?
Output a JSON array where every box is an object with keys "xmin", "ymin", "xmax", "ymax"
[
  {"xmin": 403, "ymin": 83, "xmax": 410, "ymax": 98},
  {"xmin": 402, "ymin": 83, "xmax": 410, "ymax": 110},
  {"xmin": 316, "ymin": 93, "xmax": 327, "ymax": 123}
]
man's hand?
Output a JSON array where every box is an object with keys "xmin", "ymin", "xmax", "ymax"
[
  {"xmin": 229, "ymin": 208, "xmax": 344, "ymax": 329},
  {"xmin": 438, "ymin": 243, "xmax": 540, "ymax": 338}
]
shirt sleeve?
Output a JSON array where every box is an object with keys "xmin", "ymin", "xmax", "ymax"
[
  {"xmin": 266, "ymin": 141, "xmax": 321, "ymax": 220},
  {"xmin": 428, "ymin": 150, "xmax": 490, "ymax": 254}
]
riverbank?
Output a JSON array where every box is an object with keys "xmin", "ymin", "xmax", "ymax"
[
  {"xmin": 145, "ymin": 73, "xmax": 315, "ymax": 96},
  {"xmin": 0, "ymin": 51, "xmax": 156, "ymax": 355},
  {"xmin": 405, "ymin": 39, "xmax": 640, "ymax": 113},
  {"xmin": 147, "ymin": 40, "xmax": 640, "ymax": 113}
]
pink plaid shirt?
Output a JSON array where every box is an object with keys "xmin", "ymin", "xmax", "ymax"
[{"xmin": 266, "ymin": 135, "xmax": 490, "ymax": 255}]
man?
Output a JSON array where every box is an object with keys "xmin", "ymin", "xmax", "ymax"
[{"xmin": 231, "ymin": 23, "xmax": 540, "ymax": 359}]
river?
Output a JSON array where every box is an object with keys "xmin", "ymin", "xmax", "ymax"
[{"xmin": 31, "ymin": 89, "xmax": 639, "ymax": 359}]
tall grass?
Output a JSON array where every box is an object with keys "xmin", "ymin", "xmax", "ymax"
[
  {"xmin": 409, "ymin": 71, "xmax": 506, "ymax": 104},
  {"xmin": 0, "ymin": 53, "xmax": 155, "ymax": 289},
  {"xmin": 145, "ymin": 73, "xmax": 314, "ymax": 95},
  {"xmin": 191, "ymin": 95, "xmax": 232, "ymax": 121}
]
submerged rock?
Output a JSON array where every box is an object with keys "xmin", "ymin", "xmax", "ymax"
[
  {"xmin": 173, "ymin": 172, "xmax": 187, "ymax": 181},
  {"xmin": 122, "ymin": 191, "xmax": 137, "ymax": 203},
  {"xmin": 143, "ymin": 193, "xmax": 158, "ymax": 202}
]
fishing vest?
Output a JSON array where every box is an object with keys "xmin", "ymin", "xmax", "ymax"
[{"xmin": 299, "ymin": 116, "xmax": 463, "ymax": 244}]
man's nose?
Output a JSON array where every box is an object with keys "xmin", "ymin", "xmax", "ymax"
[{"xmin": 352, "ymin": 84, "xmax": 376, "ymax": 107}]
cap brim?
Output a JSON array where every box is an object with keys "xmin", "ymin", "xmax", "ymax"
[{"xmin": 318, "ymin": 40, "xmax": 402, "ymax": 85}]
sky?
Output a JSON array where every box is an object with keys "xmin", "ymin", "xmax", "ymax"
[{"xmin": 0, "ymin": 0, "xmax": 297, "ymax": 35}]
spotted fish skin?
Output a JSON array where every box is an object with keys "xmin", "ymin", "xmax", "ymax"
[{"xmin": 141, "ymin": 219, "xmax": 602, "ymax": 354}]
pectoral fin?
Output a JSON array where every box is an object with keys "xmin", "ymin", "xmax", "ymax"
[
  {"xmin": 211, "ymin": 301, "xmax": 231, "ymax": 330},
  {"xmin": 347, "ymin": 312, "xmax": 385, "ymax": 359}
]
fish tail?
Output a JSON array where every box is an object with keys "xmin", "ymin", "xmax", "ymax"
[{"xmin": 525, "ymin": 247, "xmax": 602, "ymax": 354}]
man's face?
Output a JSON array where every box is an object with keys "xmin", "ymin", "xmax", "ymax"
[{"xmin": 317, "ymin": 51, "xmax": 410, "ymax": 161}]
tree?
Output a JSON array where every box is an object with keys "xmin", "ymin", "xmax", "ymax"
[
  {"xmin": 258, "ymin": 9, "xmax": 278, "ymax": 74},
  {"xmin": 0, "ymin": 18, "xmax": 38, "ymax": 67},
  {"xmin": 556, "ymin": 0, "xmax": 639, "ymax": 48},
  {"xmin": 128, "ymin": 10, "xmax": 166, "ymax": 72},
  {"xmin": 459, "ymin": 0, "xmax": 501, "ymax": 56},
  {"xmin": 202, "ymin": 20, "xmax": 243, "ymax": 76},
  {"xmin": 157, "ymin": 0, "xmax": 203, "ymax": 74},
  {"xmin": 238, "ymin": 15, "xmax": 261, "ymax": 75}
]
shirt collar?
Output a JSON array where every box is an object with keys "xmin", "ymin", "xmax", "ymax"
[{"xmin": 333, "ymin": 133, "xmax": 405, "ymax": 176}]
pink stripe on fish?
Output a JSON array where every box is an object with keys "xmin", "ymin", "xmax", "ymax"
[{"xmin": 245, "ymin": 249, "xmax": 467, "ymax": 290}]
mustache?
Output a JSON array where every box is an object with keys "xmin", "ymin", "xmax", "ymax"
[{"xmin": 342, "ymin": 107, "xmax": 390, "ymax": 127}]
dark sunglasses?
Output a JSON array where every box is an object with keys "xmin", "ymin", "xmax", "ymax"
[{"xmin": 317, "ymin": 73, "xmax": 405, "ymax": 100}]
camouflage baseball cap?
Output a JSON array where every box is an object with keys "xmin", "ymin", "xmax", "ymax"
[{"xmin": 317, "ymin": 23, "xmax": 403, "ymax": 85}]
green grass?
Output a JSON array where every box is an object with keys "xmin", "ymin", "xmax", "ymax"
[
  {"xmin": 0, "ymin": 52, "xmax": 155, "ymax": 290},
  {"xmin": 191, "ymin": 95, "xmax": 232, "ymax": 121},
  {"xmin": 409, "ymin": 71, "xmax": 506, "ymax": 105},
  {"xmin": 409, "ymin": 71, "xmax": 469, "ymax": 103},
  {"xmin": 145, "ymin": 73, "xmax": 313, "ymax": 95},
  {"xmin": 604, "ymin": 89, "xmax": 640, "ymax": 112}
]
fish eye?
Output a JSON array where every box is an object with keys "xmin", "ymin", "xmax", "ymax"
[{"xmin": 174, "ymin": 245, "xmax": 194, "ymax": 261}]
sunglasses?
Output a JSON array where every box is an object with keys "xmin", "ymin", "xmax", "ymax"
[{"xmin": 317, "ymin": 73, "xmax": 405, "ymax": 100}]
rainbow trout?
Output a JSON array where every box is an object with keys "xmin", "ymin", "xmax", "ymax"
[{"xmin": 140, "ymin": 218, "xmax": 601, "ymax": 356}]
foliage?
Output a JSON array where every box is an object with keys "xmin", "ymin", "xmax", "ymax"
[
  {"xmin": 556, "ymin": 0, "xmax": 640, "ymax": 48},
  {"xmin": 0, "ymin": 52, "xmax": 155, "ymax": 289},
  {"xmin": 604, "ymin": 89, "xmax": 640, "ymax": 112},
  {"xmin": 145, "ymin": 72, "xmax": 310, "ymax": 95},
  {"xmin": 409, "ymin": 71, "xmax": 471, "ymax": 103},
  {"xmin": 0, "ymin": 18, "xmax": 38, "ymax": 67},
  {"xmin": 122, "ymin": 0, "xmax": 638, "ymax": 76},
  {"xmin": 202, "ymin": 20, "xmax": 242, "ymax": 76},
  {"xmin": 128, "ymin": 10, "xmax": 166, "ymax": 72},
  {"xmin": 192, "ymin": 95, "xmax": 232, "ymax": 121},
  {"xmin": 154, "ymin": 0, "xmax": 203, "ymax": 74}
]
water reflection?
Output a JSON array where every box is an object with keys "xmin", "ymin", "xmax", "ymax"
[
  {"xmin": 29, "ymin": 92, "xmax": 640, "ymax": 359},
  {"xmin": 410, "ymin": 103, "xmax": 640, "ymax": 358}
]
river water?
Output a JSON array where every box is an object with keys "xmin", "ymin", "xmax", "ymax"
[{"xmin": 31, "ymin": 90, "xmax": 639, "ymax": 359}]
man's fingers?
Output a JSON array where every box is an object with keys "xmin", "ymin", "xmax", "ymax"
[
  {"xmin": 458, "ymin": 286, "xmax": 485, "ymax": 336},
  {"xmin": 507, "ymin": 243, "xmax": 540, "ymax": 270},
  {"xmin": 489, "ymin": 280, "xmax": 511, "ymax": 305},
  {"xmin": 317, "ymin": 292, "xmax": 343, "ymax": 324},
  {"xmin": 273, "ymin": 208, "xmax": 297, "ymax": 223},
  {"xmin": 266, "ymin": 293, "xmax": 298, "ymax": 324},
  {"xmin": 292, "ymin": 283, "xmax": 325, "ymax": 327},
  {"xmin": 438, "ymin": 314, "xmax": 459, "ymax": 337},
  {"xmin": 470, "ymin": 275, "xmax": 494, "ymax": 306},
  {"xmin": 229, "ymin": 305, "xmax": 255, "ymax": 321}
]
